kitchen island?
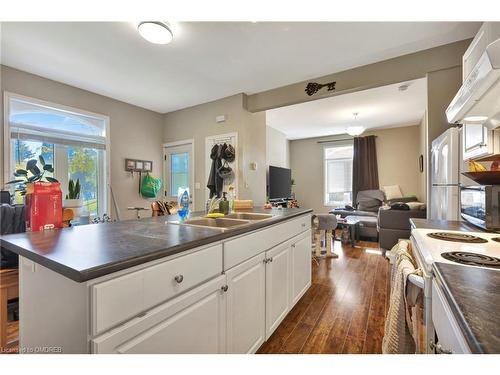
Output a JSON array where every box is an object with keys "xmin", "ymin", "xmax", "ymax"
[{"xmin": 0, "ymin": 207, "xmax": 312, "ymax": 354}]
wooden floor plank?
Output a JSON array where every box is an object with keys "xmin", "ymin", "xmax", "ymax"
[{"xmin": 259, "ymin": 239, "xmax": 391, "ymax": 354}]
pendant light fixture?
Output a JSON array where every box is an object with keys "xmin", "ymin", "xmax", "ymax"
[
  {"xmin": 137, "ymin": 22, "xmax": 173, "ymax": 45},
  {"xmin": 346, "ymin": 112, "xmax": 365, "ymax": 136}
]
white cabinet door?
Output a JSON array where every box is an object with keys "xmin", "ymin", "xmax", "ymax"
[
  {"xmin": 290, "ymin": 231, "xmax": 312, "ymax": 306},
  {"xmin": 462, "ymin": 123, "xmax": 500, "ymax": 160},
  {"xmin": 92, "ymin": 275, "xmax": 227, "ymax": 354},
  {"xmin": 226, "ymin": 252, "xmax": 266, "ymax": 354},
  {"xmin": 265, "ymin": 242, "xmax": 291, "ymax": 339}
]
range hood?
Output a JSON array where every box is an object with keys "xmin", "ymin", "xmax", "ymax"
[{"xmin": 446, "ymin": 38, "xmax": 500, "ymax": 130}]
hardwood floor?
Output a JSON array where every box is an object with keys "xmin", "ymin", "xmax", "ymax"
[{"xmin": 257, "ymin": 238, "xmax": 391, "ymax": 354}]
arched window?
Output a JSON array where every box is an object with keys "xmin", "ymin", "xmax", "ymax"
[{"xmin": 6, "ymin": 93, "xmax": 109, "ymax": 218}]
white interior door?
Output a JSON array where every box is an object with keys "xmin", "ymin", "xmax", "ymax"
[{"xmin": 163, "ymin": 141, "xmax": 194, "ymax": 206}]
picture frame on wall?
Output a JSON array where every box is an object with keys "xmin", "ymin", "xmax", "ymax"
[
  {"xmin": 135, "ymin": 160, "xmax": 144, "ymax": 171},
  {"xmin": 143, "ymin": 161, "xmax": 152, "ymax": 172},
  {"xmin": 125, "ymin": 159, "xmax": 136, "ymax": 171}
]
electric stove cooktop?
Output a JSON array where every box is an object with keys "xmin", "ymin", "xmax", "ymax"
[{"xmin": 411, "ymin": 229, "xmax": 500, "ymax": 272}]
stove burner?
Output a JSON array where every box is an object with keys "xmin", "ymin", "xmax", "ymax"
[
  {"xmin": 427, "ymin": 232, "xmax": 488, "ymax": 243},
  {"xmin": 441, "ymin": 252, "xmax": 500, "ymax": 268}
]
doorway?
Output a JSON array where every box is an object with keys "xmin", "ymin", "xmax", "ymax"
[{"xmin": 163, "ymin": 140, "xmax": 194, "ymax": 208}]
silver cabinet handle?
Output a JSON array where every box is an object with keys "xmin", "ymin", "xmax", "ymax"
[
  {"xmin": 221, "ymin": 285, "xmax": 229, "ymax": 292},
  {"xmin": 174, "ymin": 274, "xmax": 184, "ymax": 283}
]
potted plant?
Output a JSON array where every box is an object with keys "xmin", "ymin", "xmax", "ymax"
[
  {"xmin": 6, "ymin": 156, "xmax": 58, "ymax": 196},
  {"xmin": 63, "ymin": 179, "xmax": 83, "ymax": 213}
]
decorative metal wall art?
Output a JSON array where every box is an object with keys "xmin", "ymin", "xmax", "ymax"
[{"xmin": 305, "ymin": 81, "xmax": 337, "ymax": 96}]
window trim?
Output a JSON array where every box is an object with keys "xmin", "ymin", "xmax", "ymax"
[
  {"xmin": 322, "ymin": 140, "xmax": 354, "ymax": 207},
  {"xmin": 162, "ymin": 139, "xmax": 195, "ymax": 208},
  {"xmin": 3, "ymin": 92, "xmax": 111, "ymax": 217}
]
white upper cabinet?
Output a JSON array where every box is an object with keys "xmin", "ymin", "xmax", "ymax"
[{"xmin": 462, "ymin": 123, "xmax": 500, "ymax": 160}]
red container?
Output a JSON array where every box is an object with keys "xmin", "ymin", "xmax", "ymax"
[{"xmin": 25, "ymin": 182, "xmax": 63, "ymax": 232}]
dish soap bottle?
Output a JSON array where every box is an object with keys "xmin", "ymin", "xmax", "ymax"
[
  {"xmin": 219, "ymin": 192, "xmax": 229, "ymax": 215},
  {"xmin": 178, "ymin": 187, "xmax": 190, "ymax": 221}
]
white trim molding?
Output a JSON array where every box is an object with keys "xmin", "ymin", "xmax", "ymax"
[{"xmin": 3, "ymin": 91, "xmax": 111, "ymax": 217}]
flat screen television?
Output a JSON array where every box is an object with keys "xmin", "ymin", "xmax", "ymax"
[{"xmin": 269, "ymin": 166, "xmax": 292, "ymax": 200}]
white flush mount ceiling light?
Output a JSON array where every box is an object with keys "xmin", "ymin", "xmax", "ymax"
[
  {"xmin": 463, "ymin": 115, "xmax": 488, "ymax": 123},
  {"xmin": 346, "ymin": 112, "xmax": 365, "ymax": 136},
  {"xmin": 137, "ymin": 22, "xmax": 173, "ymax": 44}
]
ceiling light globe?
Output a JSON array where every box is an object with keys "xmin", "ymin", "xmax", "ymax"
[
  {"xmin": 138, "ymin": 22, "xmax": 173, "ymax": 44},
  {"xmin": 346, "ymin": 126, "xmax": 365, "ymax": 136}
]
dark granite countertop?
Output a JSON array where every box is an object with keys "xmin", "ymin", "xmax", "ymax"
[
  {"xmin": 410, "ymin": 218, "xmax": 480, "ymax": 232},
  {"xmin": 0, "ymin": 207, "xmax": 312, "ymax": 282},
  {"xmin": 432, "ymin": 262, "xmax": 500, "ymax": 354}
]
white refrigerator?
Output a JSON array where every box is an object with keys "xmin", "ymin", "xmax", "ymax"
[{"xmin": 430, "ymin": 128, "xmax": 461, "ymax": 221}]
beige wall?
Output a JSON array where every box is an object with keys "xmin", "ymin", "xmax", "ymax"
[
  {"xmin": 266, "ymin": 126, "xmax": 289, "ymax": 169},
  {"xmin": 424, "ymin": 66, "xmax": 462, "ymax": 212},
  {"xmin": 426, "ymin": 67, "xmax": 462, "ymax": 144},
  {"xmin": 290, "ymin": 125, "xmax": 422, "ymax": 214},
  {"xmin": 246, "ymin": 39, "xmax": 470, "ymax": 112},
  {"xmin": 0, "ymin": 65, "xmax": 164, "ymax": 220},
  {"xmin": 163, "ymin": 94, "xmax": 267, "ymax": 211}
]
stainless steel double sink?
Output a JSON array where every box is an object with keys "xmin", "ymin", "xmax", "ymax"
[{"xmin": 171, "ymin": 212, "xmax": 273, "ymax": 231}]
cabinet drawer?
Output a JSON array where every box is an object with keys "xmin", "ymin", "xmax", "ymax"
[
  {"xmin": 143, "ymin": 244, "xmax": 223, "ymax": 310},
  {"xmin": 431, "ymin": 282, "xmax": 470, "ymax": 354},
  {"xmin": 92, "ymin": 275, "xmax": 227, "ymax": 354},
  {"xmin": 91, "ymin": 244, "xmax": 223, "ymax": 335},
  {"xmin": 224, "ymin": 214, "xmax": 311, "ymax": 270}
]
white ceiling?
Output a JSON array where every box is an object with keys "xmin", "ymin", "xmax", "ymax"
[
  {"xmin": 266, "ymin": 78, "xmax": 427, "ymax": 139},
  {"xmin": 0, "ymin": 22, "xmax": 480, "ymax": 113}
]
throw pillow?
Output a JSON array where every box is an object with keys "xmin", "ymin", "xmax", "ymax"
[
  {"xmin": 357, "ymin": 198, "xmax": 382, "ymax": 212},
  {"xmin": 382, "ymin": 185, "xmax": 403, "ymax": 200},
  {"xmin": 390, "ymin": 202, "xmax": 410, "ymax": 211},
  {"xmin": 406, "ymin": 201, "xmax": 426, "ymax": 210}
]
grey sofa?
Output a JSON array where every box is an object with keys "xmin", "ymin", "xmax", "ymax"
[
  {"xmin": 330, "ymin": 190, "xmax": 385, "ymax": 240},
  {"xmin": 378, "ymin": 206, "xmax": 427, "ymax": 250},
  {"xmin": 330, "ymin": 189, "xmax": 385, "ymax": 218}
]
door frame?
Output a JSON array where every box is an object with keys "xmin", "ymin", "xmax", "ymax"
[{"xmin": 162, "ymin": 139, "xmax": 195, "ymax": 208}]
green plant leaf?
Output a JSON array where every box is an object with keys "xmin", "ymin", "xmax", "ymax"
[
  {"xmin": 39, "ymin": 155, "xmax": 46, "ymax": 166},
  {"xmin": 43, "ymin": 164, "xmax": 54, "ymax": 172},
  {"xmin": 45, "ymin": 177, "xmax": 59, "ymax": 183},
  {"xmin": 75, "ymin": 179, "xmax": 81, "ymax": 199},
  {"xmin": 26, "ymin": 159, "xmax": 38, "ymax": 171},
  {"xmin": 15, "ymin": 169, "xmax": 28, "ymax": 175},
  {"xmin": 5, "ymin": 179, "xmax": 25, "ymax": 185}
]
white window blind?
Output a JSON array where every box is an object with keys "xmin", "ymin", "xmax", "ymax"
[{"xmin": 324, "ymin": 143, "xmax": 353, "ymax": 207}]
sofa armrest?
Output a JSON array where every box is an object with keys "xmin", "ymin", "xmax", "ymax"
[{"xmin": 378, "ymin": 208, "xmax": 427, "ymax": 231}]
